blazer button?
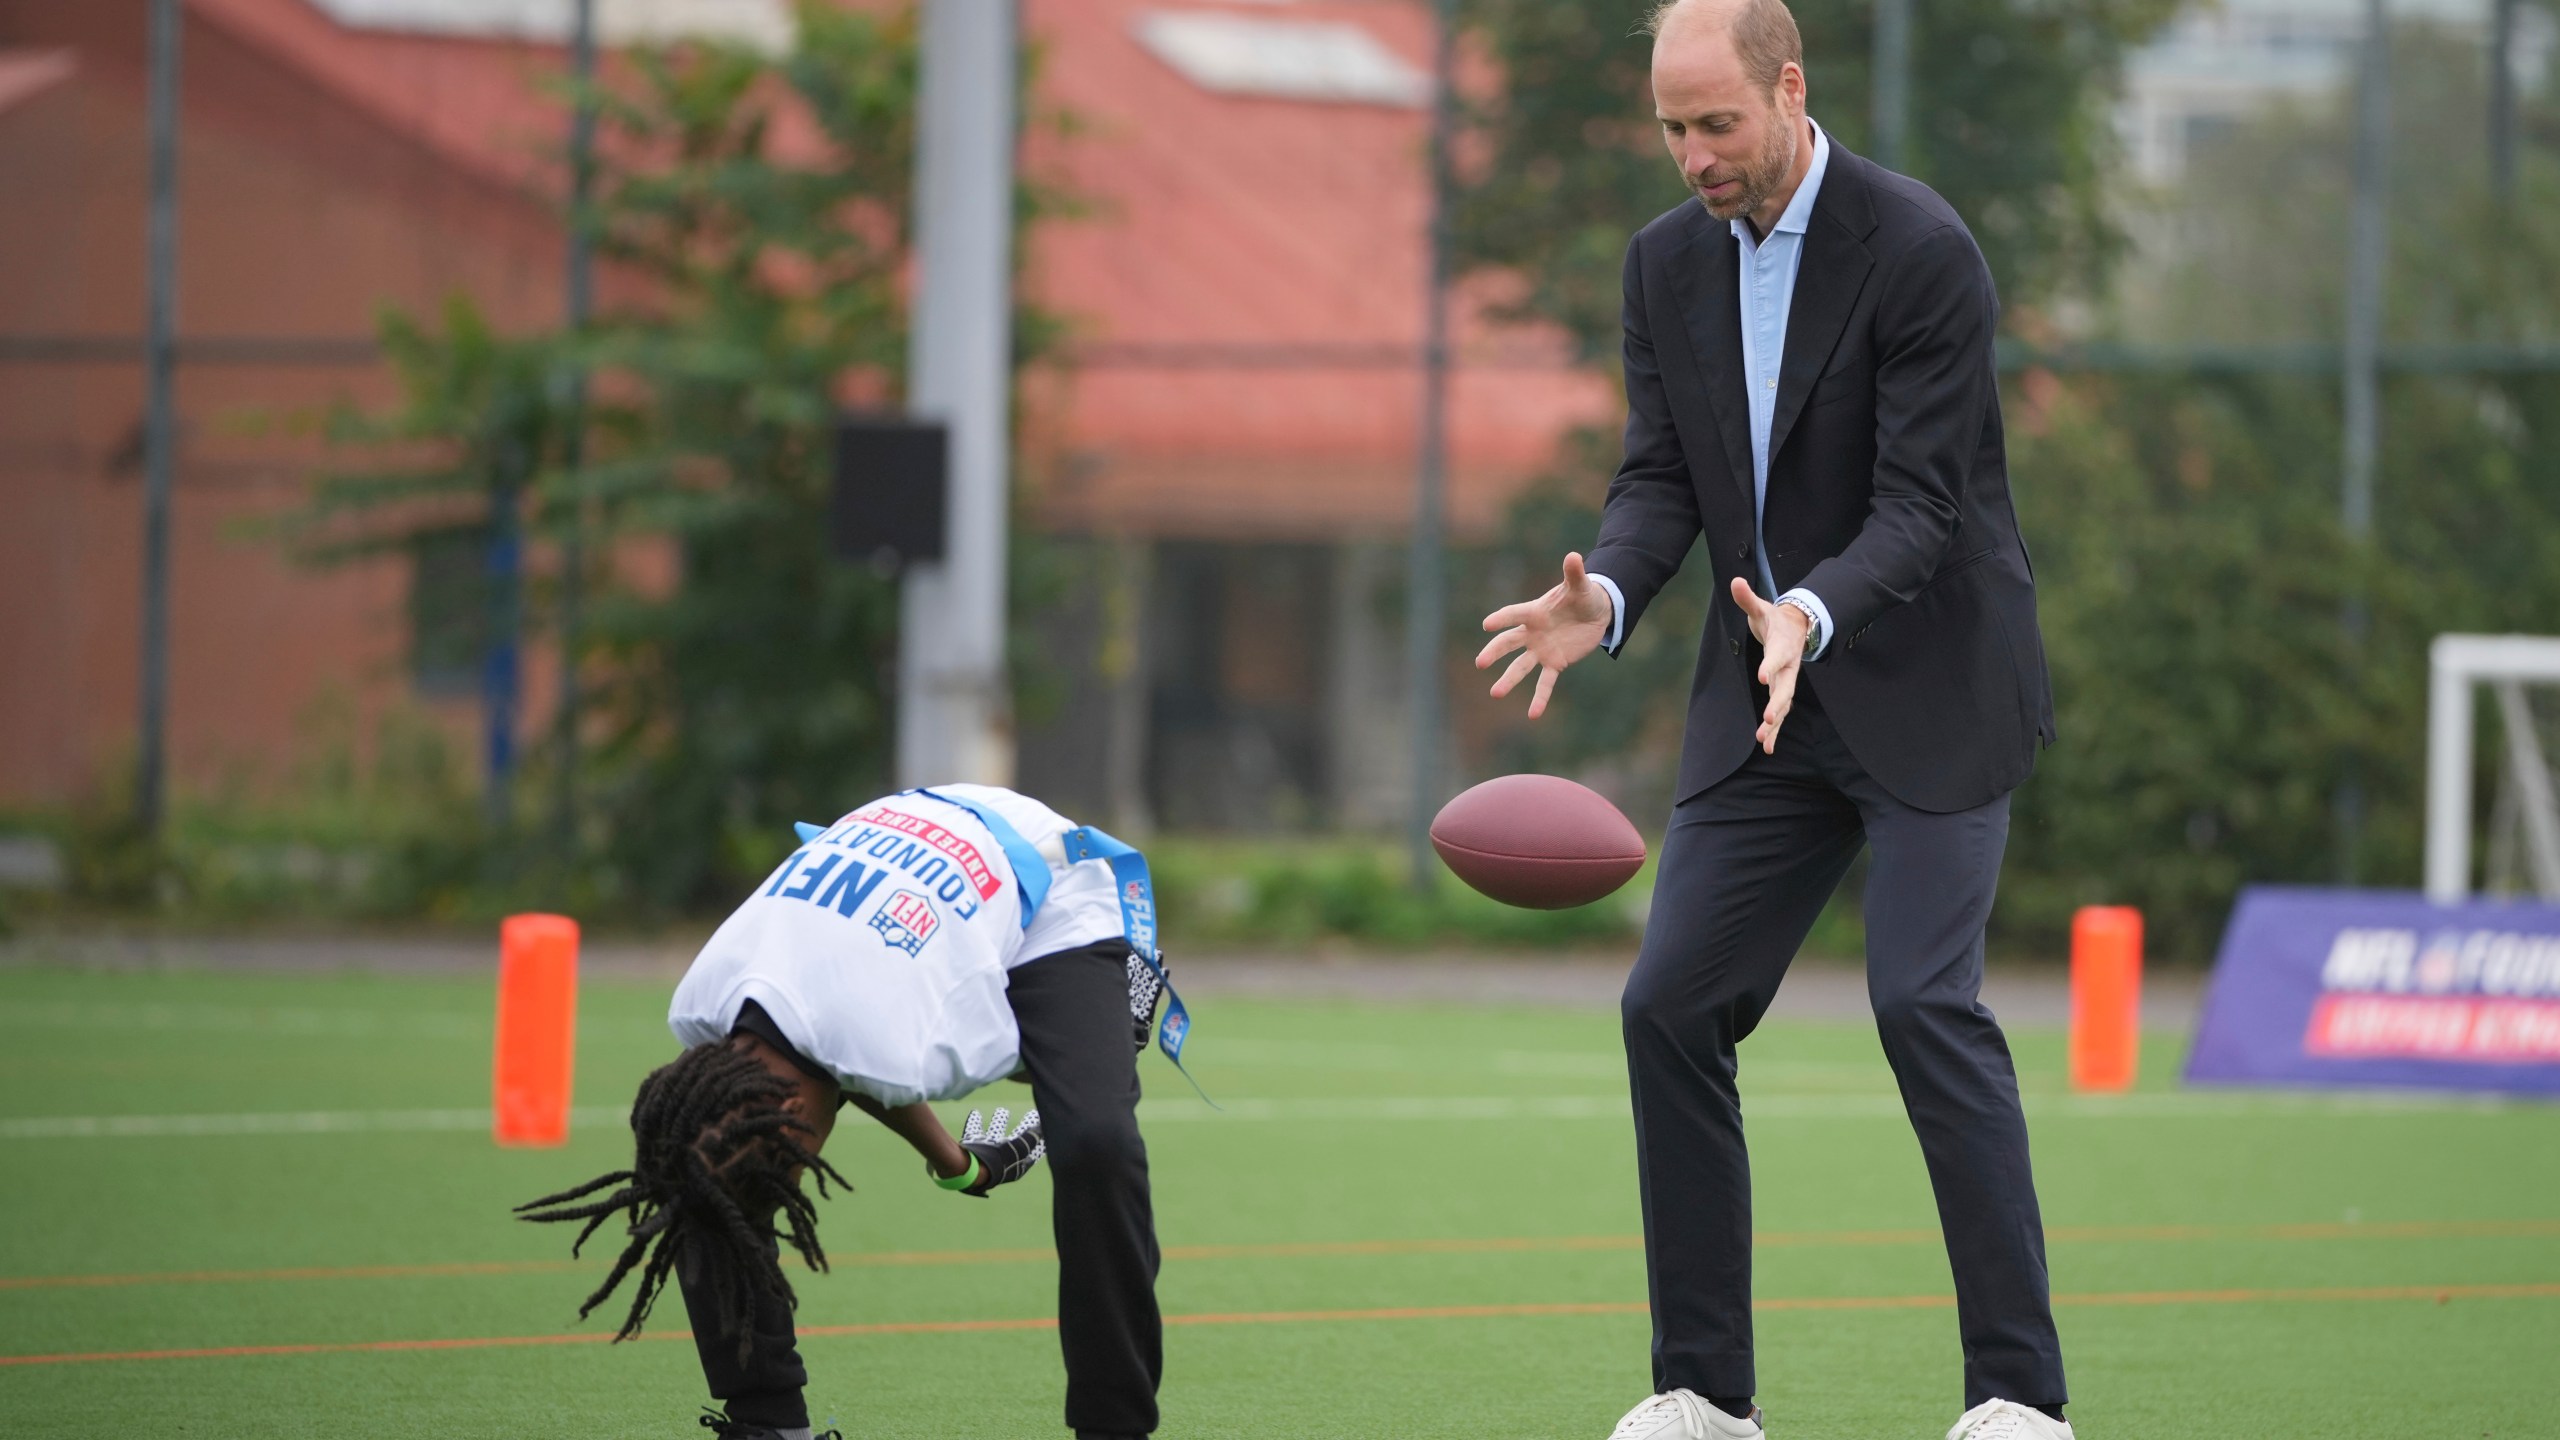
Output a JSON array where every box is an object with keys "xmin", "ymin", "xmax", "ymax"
[
  {"xmin": 1729, "ymin": 638, "xmax": 1742, "ymax": 655},
  {"xmin": 1735, "ymin": 543, "xmax": 1751, "ymax": 561}
]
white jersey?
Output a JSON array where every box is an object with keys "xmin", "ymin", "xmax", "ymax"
[{"xmin": 668, "ymin": 785, "xmax": 1126, "ymax": 1107}]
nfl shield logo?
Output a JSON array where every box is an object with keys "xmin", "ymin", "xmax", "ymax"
[{"xmin": 869, "ymin": 889, "xmax": 941, "ymax": 957}]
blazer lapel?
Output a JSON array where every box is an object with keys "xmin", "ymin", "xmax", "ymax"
[
  {"xmin": 1664, "ymin": 204, "xmax": 1757, "ymax": 511},
  {"xmin": 1767, "ymin": 151, "xmax": 1878, "ymax": 465}
]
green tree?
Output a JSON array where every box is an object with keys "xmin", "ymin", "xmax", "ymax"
[
  {"xmin": 281, "ymin": 3, "xmax": 1070, "ymax": 916},
  {"xmin": 567, "ymin": 5, "xmax": 922, "ymax": 909},
  {"xmin": 1452, "ymin": 0, "xmax": 2175, "ymax": 360},
  {"xmin": 1467, "ymin": 12, "xmax": 2560, "ymax": 958},
  {"xmin": 2000, "ymin": 26, "xmax": 2560, "ymax": 956}
]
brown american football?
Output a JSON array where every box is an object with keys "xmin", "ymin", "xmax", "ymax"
[{"xmin": 1429, "ymin": 774, "xmax": 1647, "ymax": 910}]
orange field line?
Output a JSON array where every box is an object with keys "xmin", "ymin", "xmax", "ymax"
[
  {"xmin": 5, "ymin": 1282, "xmax": 2558, "ymax": 1369},
  {"xmin": 0, "ymin": 1259, "xmax": 592, "ymax": 1292},
  {"xmin": 7, "ymin": 1218, "xmax": 2556, "ymax": 1293}
]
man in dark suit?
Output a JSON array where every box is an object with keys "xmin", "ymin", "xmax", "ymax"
[{"xmin": 1476, "ymin": 2, "xmax": 2068, "ymax": 1437}]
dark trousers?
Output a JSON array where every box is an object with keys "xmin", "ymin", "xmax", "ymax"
[
  {"xmin": 679, "ymin": 940, "xmax": 1163, "ymax": 1438},
  {"xmin": 1008, "ymin": 941, "xmax": 1166, "ymax": 1439},
  {"xmin": 1622, "ymin": 688, "xmax": 2066, "ymax": 1411}
]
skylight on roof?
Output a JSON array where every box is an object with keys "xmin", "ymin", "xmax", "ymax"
[
  {"xmin": 309, "ymin": 0, "xmax": 792, "ymax": 52},
  {"xmin": 1133, "ymin": 11, "xmax": 1430, "ymax": 108}
]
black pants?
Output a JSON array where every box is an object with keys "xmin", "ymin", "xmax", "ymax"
[
  {"xmin": 679, "ymin": 940, "xmax": 1163, "ymax": 1438},
  {"xmin": 1622, "ymin": 688, "xmax": 2066, "ymax": 1411}
]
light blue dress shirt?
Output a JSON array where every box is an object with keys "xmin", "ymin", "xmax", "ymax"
[{"xmin": 1594, "ymin": 119, "xmax": 1836, "ymax": 660}]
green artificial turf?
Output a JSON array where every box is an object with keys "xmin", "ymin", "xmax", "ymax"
[{"xmin": 0, "ymin": 963, "xmax": 2555, "ymax": 1438}]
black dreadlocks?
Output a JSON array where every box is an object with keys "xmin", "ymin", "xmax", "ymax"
[{"xmin": 514, "ymin": 1037, "xmax": 850, "ymax": 1360}]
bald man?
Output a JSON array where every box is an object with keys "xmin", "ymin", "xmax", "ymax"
[{"xmin": 1476, "ymin": 2, "xmax": 2069, "ymax": 1438}]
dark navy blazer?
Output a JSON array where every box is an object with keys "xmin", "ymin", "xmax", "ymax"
[{"xmin": 1587, "ymin": 144, "xmax": 2057, "ymax": 815}]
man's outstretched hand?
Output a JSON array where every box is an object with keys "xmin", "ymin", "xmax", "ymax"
[
  {"xmin": 1730, "ymin": 577, "xmax": 1811, "ymax": 755},
  {"xmin": 1478, "ymin": 552, "xmax": 1614, "ymax": 719}
]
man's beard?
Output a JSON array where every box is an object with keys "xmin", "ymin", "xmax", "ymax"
[{"xmin": 1692, "ymin": 113, "xmax": 1797, "ymax": 222}]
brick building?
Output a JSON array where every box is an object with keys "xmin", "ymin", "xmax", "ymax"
[{"xmin": 0, "ymin": 0, "xmax": 1612, "ymax": 832}]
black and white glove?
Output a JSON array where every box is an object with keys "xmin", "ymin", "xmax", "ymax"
[
  {"xmin": 954, "ymin": 1107, "xmax": 1045, "ymax": 1197},
  {"xmin": 1128, "ymin": 948, "xmax": 1168, "ymax": 1054}
]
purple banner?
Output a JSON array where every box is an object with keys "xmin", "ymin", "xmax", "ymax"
[{"xmin": 2186, "ymin": 886, "xmax": 2560, "ymax": 1096}]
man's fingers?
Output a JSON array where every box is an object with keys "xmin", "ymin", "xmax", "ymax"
[
  {"xmin": 1476, "ymin": 626, "xmax": 1528, "ymax": 670},
  {"xmin": 1482, "ymin": 582, "xmax": 1564, "ymax": 635},
  {"xmin": 1528, "ymin": 665, "xmax": 1559, "ymax": 719},
  {"xmin": 1562, "ymin": 551, "xmax": 1588, "ymax": 590},
  {"xmin": 1758, "ymin": 663, "xmax": 1799, "ymax": 753},
  {"xmin": 1491, "ymin": 650, "xmax": 1539, "ymax": 698},
  {"xmin": 1729, "ymin": 577, "xmax": 1777, "ymax": 645}
]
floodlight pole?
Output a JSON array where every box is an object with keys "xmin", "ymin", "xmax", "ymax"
[
  {"xmin": 1870, "ymin": 0, "xmax": 1912, "ymax": 173},
  {"xmin": 551, "ymin": 0, "xmax": 596, "ymax": 857},
  {"xmin": 135, "ymin": 0, "xmax": 181, "ymax": 837},
  {"xmin": 2343, "ymin": 0, "xmax": 2387, "ymax": 553},
  {"xmin": 2336, "ymin": 0, "xmax": 2390, "ymax": 882},
  {"xmin": 2488, "ymin": 0, "xmax": 2518, "ymax": 202},
  {"xmin": 896, "ymin": 0, "xmax": 1018, "ymax": 789},
  {"xmin": 1407, "ymin": 0, "xmax": 1456, "ymax": 893}
]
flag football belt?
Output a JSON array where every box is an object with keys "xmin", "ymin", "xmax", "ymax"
[{"xmin": 803, "ymin": 792, "xmax": 1210, "ymax": 1103}]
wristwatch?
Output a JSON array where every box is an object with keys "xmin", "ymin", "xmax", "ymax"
[{"xmin": 1778, "ymin": 595, "xmax": 1823, "ymax": 661}]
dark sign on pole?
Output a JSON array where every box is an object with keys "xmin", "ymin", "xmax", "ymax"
[{"xmin": 832, "ymin": 417, "xmax": 948, "ymax": 570}]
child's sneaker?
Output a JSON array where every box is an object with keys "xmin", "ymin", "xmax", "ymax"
[{"xmin": 696, "ymin": 1410, "xmax": 842, "ymax": 1440}]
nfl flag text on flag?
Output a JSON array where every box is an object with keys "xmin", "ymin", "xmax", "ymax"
[{"xmin": 2187, "ymin": 887, "xmax": 2560, "ymax": 1096}]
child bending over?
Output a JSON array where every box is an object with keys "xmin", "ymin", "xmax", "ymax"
[{"xmin": 517, "ymin": 785, "xmax": 1177, "ymax": 1440}]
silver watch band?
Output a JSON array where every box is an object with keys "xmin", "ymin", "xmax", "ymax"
[{"xmin": 1779, "ymin": 596, "xmax": 1822, "ymax": 659}]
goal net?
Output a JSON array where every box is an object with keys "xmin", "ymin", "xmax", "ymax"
[{"xmin": 2426, "ymin": 635, "xmax": 2560, "ymax": 902}]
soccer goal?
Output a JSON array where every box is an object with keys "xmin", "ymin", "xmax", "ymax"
[{"xmin": 2425, "ymin": 634, "xmax": 2560, "ymax": 903}]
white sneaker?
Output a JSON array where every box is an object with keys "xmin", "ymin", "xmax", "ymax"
[
  {"xmin": 1607, "ymin": 1389, "xmax": 1764, "ymax": 1439},
  {"xmin": 1947, "ymin": 1399, "xmax": 2073, "ymax": 1440}
]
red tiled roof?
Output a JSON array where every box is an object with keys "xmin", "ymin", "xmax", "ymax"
[
  {"xmin": 24, "ymin": 0, "xmax": 1615, "ymax": 538},
  {"xmin": 186, "ymin": 0, "xmax": 570, "ymax": 194},
  {"xmin": 1019, "ymin": 0, "xmax": 1613, "ymax": 536}
]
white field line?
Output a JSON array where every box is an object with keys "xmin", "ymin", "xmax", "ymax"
[
  {"xmin": 1134, "ymin": 1090, "xmax": 2536, "ymax": 1123},
  {"xmin": 5, "ymin": 1089, "xmax": 2531, "ymax": 1140},
  {"xmin": 1198, "ymin": 1038, "xmax": 1894, "ymax": 1086},
  {"xmin": 0, "ymin": 1001, "xmax": 678, "ymax": 1043},
  {"xmin": 0, "ymin": 1001, "xmax": 490, "ymax": 1041},
  {"xmin": 0, "ymin": 1107, "xmax": 629, "ymax": 1140}
]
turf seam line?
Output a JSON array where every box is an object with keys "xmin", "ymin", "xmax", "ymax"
[
  {"xmin": 5, "ymin": 1282, "xmax": 2556, "ymax": 1368},
  {"xmin": 2, "ymin": 1087, "xmax": 2534, "ymax": 1139},
  {"xmin": 10, "ymin": 1218, "xmax": 2556, "ymax": 1292}
]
